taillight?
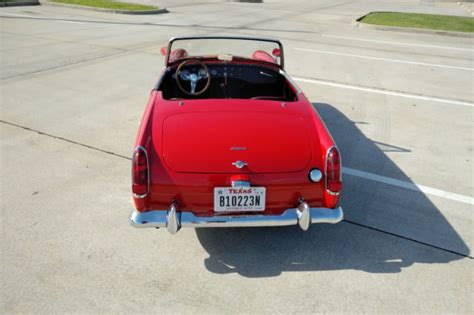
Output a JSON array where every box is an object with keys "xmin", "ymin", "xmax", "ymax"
[
  {"xmin": 326, "ymin": 146, "xmax": 342, "ymax": 194},
  {"xmin": 132, "ymin": 146, "xmax": 149, "ymax": 197}
]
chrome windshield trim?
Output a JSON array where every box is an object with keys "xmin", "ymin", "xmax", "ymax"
[{"xmin": 166, "ymin": 36, "xmax": 284, "ymax": 69}]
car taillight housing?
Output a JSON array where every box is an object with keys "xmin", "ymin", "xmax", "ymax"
[
  {"xmin": 132, "ymin": 146, "xmax": 149, "ymax": 198},
  {"xmin": 326, "ymin": 146, "xmax": 342, "ymax": 194}
]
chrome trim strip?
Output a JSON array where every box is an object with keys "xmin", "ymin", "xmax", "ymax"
[
  {"xmin": 279, "ymin": 69, "xmax": 302, "ymax": 94},
  {"xmin": 260, "ymin": 71, "xmax": 273, "ymax": 78},
  {"xmin": 131, "ymin": 146, "xmax": 150, "ymax": 199},
  {"xmin": 130, "ymin": 206, "xmax": 343, "ymax": 231},
  {"xmin": 133, "ymin": 193, "xmax": 148, "ymax": 199}
]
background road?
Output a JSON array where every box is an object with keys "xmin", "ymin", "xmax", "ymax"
[{"xmin": 1, "ymin": 0, "xmax": 473, "ymax": 313}]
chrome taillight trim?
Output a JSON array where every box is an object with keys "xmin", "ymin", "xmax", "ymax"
[
  {"xmin": 325, "ymin": 145, "xmax": 342, "ymax": 196},
  {"xmin": 132, "ymin": 145, "xmax": 150, "ymax": 199}
]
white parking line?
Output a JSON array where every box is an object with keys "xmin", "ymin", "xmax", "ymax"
[
  {"xmin": 293, "ymin": 77, "xmax": 474, "ymax": 107},
  {"xmin": 294, "ymin": 47, "xmax": 474, "ymax": 71},
  {"xmin": 343, "ymin": 167, "xmax": 474, "ymax": 205},
  {"xmin": 323, "ymin": 34, "xmax": 474, "ymax": 52}
]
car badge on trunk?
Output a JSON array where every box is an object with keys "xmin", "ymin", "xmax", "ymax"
[
  {"xmin": 231, "ymin": 147, "xmax": 247, "ymax": 151},
  {"xmin": 232, "ymin": 160, "xmax": 248, "ymax": 169}
]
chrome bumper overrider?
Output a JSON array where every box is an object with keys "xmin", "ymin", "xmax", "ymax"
[{"xmin": 130, "ymin": 202, "xmax": 343, "ymax": 234}]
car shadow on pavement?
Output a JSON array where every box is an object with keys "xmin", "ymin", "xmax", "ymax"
[{"xmin": 195, "ymin": 103, "xmax": 470, "ymax": 278}]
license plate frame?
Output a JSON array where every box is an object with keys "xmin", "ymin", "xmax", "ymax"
[{"xmin": 214, "ymin": 187, "xmax": 266, "ymax": 212}]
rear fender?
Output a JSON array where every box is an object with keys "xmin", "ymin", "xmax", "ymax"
[
  {"xmin": 133, "ymin": 90, "xmax": 159, "ymax": 211},
  {"xmin": 309, "ymin": 103, "xmax": 342, "ymax": 208}
]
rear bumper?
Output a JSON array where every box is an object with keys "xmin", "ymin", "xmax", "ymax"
[{"xmin": 130, "ymin": 202, "xmax": 343, "ymax": 234}]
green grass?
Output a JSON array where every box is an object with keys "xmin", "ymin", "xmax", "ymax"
[
  {"xmin": 52, "ymin": 0, "xmax": 157, "ymax": 10},
  {"xmin": 359, "ymin": 12, "xmax": 474, "ymax": 33}
]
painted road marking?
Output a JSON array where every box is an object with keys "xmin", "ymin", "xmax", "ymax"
[
  {"xmin": 343, "ymin": 167, "xmax": 474, "ymax": 205},
  {"xmin": 294, "ymin": 47, "xmax": 474, "ymax": 71},
  {"xmin": 293, "ymin": 77, "xmax": 474, "ymax": 107},
  {"xmin": 323, "ymin": 34, "xmax": 474, "ymax": 52}
]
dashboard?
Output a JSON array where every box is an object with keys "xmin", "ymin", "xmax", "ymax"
[
  {"xmin": 160, "ymin": 62, "xmax": 295, "ymax": 100},
  {"xmin": 172, "ymin": 63, "xmax": 281, "ymax": 84}
]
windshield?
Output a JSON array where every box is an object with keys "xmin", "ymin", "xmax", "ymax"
[{"xmin": 166, "ymin": 37, "xmax": 284, "ymax": 68}]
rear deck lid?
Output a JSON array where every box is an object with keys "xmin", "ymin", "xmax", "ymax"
[{"xmin": 162, "ymin": 112, "xmax": 311, "ymax": 173}]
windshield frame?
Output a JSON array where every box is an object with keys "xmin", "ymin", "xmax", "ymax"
[{"xmin": 165, "ymin": 36, "xmax": 284, "ymax": 69}]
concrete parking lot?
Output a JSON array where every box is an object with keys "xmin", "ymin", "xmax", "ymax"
[{"xmin": 1, "ymin": 0, "xmax": 473, "ymax": 313}]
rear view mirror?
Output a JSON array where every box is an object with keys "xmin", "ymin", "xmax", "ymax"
[
  {"xmin": 272, "ymin": 48, "xmax": 281, "ymax": 57},
  {"xmin": 160, "ymin": 47, "xmax": 167, "ymax": 56}
]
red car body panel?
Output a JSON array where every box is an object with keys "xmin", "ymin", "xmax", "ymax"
[
  {"xmin": 133, "ymin": 79, "xmax": 340, "ymax": 216},
  {"xmin": 162, "ymin": 109, "xmax": 312, "ymax": 173}
]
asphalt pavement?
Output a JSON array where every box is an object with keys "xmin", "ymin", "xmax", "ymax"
[{"xmin": 1, "ymin": 0, "xmax": 473, "ymax": 313}]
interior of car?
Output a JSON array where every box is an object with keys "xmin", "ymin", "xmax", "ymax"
[{"xmin": 158, "ymin": 62, "xmax": 297, "ymax": 101}]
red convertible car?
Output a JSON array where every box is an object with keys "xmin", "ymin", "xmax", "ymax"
[{"xmin": 130, "ymin": 36, "xmax": 343, "ymax": 234}]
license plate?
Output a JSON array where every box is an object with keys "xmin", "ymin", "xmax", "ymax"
[{"xmin": 214, "ymin": 187, "xmax": 266, "ymax": 212}]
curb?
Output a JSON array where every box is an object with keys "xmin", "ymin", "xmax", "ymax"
[
  {"xmin": 40, "ymin": 1, "xmax": 168, "ymax": 15},
  {"xmin": 0, "ymin": 1, "xmax": 39, "ymax": 6},
  {"xmin": 355, "ymin": 12, "xmax": 474, "ymax": 38}
]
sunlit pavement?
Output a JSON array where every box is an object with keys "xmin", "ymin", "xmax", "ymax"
[{"xmin": 1, "ymin": 0, "xmax": 473, "ymax": 312}]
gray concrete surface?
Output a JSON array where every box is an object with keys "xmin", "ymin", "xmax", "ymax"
[{"xmin": 1, "ymin": 0, "xmax": 473, "ymax": 313}]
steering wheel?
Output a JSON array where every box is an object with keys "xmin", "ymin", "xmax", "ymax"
[{"xmin": 175, "ymin": 59, "xmax": 211, "ymax": 96}]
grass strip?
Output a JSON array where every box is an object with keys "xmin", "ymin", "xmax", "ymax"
[
  {"xmin": 359, "ymin": 12, "xmax": 474, "ymax": 33},
  {"xmin": 52, "ymin": 0, "xmax": 157, "ymax": 11}
]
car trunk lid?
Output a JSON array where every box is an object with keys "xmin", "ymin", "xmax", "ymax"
[{"xmin": 162, "ymin": 112, "xmax": 312, "ymax": 173}]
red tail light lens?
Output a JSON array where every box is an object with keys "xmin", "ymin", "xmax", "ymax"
[
  {"xmin": 326, "ymin": 146, "xmax": 342, "ymax": 194},
  {"xmin": 132, "ymin": 147, "xmax": 149, "ymax": 197}
]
